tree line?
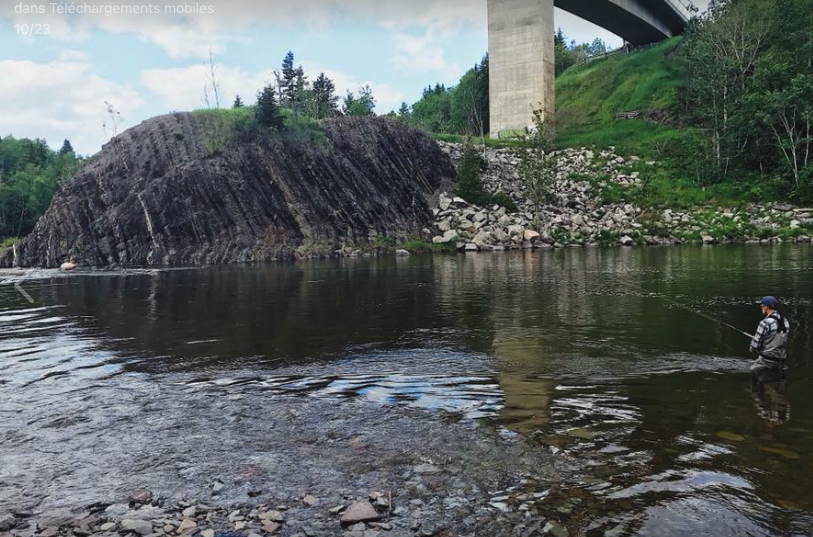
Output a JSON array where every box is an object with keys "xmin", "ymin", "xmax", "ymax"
[
  {"xmin": 226, "ymin": 51, "xmax": 377, "ymax": 132},
  {"xmin": 0, "ymin": 137, "xmax": 81, "ymax": 244},
  {"xmin": 680, "ymin": 0, "xmax": 813, "ymax": 200},
  {"xmin": 403, "ymin": 31, "xmax": 607, "ymax": 137}
]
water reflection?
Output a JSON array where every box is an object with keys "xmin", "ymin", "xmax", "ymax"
[
  {"xmin": 751, "ymin": 369, "xmax": 790, "ymax": 425},
  {"xmin": 1, "ymin": 244, "xmax": 812, "ymax": 535}
]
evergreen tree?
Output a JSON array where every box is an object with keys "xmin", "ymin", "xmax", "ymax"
[
  {"xmin": 455, "ymin": 137, "xmax": 490, "ymax": 206},
  {"xmin": 312, "ymin": 73, "xmax": 339, "ymax": 119},
  {"xmin": 553, "ymin": 29, "xmax": 577, "ymax": 75},
  {"xmin": 255, "ymin": 85, "xmax": 283, "ymax": 130},
  {"xmin": 343, "ymin": 85, "xmax": 376, "ymax": 116},
  {"xmin": 232, "ymin": 95, "xmax": 244, "ymax": 108},
  {"xmin": 277, "ymin": 51, "xmax": 299, "ymax": 106},
  {"xmin": 397, "ymin": 102, "xmax": 411, "ymax": 120},
  {"xmin": 358, "ymin": 85, "xmax": 376, "ymax": 114},
  {"xmin": 59, "ymin": 139, "xmax": 74, "ymax": 155},
  {"xmin": 410, "ymin": 54, "xmax": 488, "ymax": 135},
  {"xmin": 291, "ymin": 66, "xmax": 310, "ymax": 112}
]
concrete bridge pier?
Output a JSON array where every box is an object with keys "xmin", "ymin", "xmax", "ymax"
[{"xmin": 488, "ymin": 0, "xmax": 555, "ymax": 138}]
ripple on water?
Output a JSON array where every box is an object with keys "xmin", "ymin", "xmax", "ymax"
[
  {"xmin": 180, "ymin": 349, "xmax": 505, "ymax": 420},
  {"xmin": 0, "ymin": 303, "xmax": 125, "ymax": 390}
]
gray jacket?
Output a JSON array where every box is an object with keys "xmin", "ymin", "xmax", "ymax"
[{"xmin": 751, "ymin": 313, "xmax": 790, "ymax": 361}]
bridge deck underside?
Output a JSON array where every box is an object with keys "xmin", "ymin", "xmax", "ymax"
[
  {"xmin": 488, "ymin": 0, "xmax": 690, "ymax": 137},
  {"xmin": 555, "ymin": 0, "xmax": 688, "ymax": 45}
]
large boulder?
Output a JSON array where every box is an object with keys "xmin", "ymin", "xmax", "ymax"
[{"xmin": 2, "ymin": 115, "xmax": 455, "ymax": 268}]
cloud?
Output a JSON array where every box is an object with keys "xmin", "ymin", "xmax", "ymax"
[
  {"xmin": 57, "ymin": 49, "xmax": 89, "ymax": 61},
  {"xmin": 141, "ymin": 60, "xmax": 405, "ymax": 115},
  {"xmin": 391, "ymin": 25, "xmax": 463, "ymax": 76},
  {"xmin": 0, "ymin": 0, "xmax": 485, "ymax": 59},
  {"xmin": 141, "ymin": 64, "xmax": 270, "ymax": 110},
  {"xmin": 0, "ymin": 60, "xmax": 145, "ymax": 155},
  {"xmin": 301, "ymin": 62, "xmax": 405, "ymax": 113}
]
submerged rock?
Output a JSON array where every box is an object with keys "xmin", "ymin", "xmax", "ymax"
[{"xmin": 715, "ymin": 431, "xmax": 746, "ymax": 442}]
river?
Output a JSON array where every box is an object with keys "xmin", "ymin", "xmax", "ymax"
[{"xmin": 1, "ymin": 245, "xmax": 812, "ymax": 536}]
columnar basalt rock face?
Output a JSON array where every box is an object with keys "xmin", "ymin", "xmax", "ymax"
[{"xmin": 0, "ymin": 114, "xmax": 455, "ymax": 268}]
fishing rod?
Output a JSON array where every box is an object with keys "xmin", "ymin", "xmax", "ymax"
[
  {"xmin": 649, "ymin": 292, "xmax": 755, "ymax": 339},
  {"xmin": 616, "ymin": 281, "xmax": 755, "ymax": 339}
]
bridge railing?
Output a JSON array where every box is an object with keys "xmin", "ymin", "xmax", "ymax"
[
  {"xmin": 665, "ymin": 0, "xmax": 699, "ymax": 21},
  {"xmin": 581, "ymin": 41, "xmax": 665, "ymax": 65}
]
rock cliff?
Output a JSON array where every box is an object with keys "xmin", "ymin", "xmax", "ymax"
[{"xmin": 1, "ymin": 114, "xmax": 454, "ymax": 268}]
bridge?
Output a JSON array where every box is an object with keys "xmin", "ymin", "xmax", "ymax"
[{"xmin": 488, "ymin": 0, "xmax": 696, "ymax": 137}]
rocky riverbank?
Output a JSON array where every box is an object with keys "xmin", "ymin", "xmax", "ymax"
[
  {"xmin": 430, "ymin": 142, "xmax": 813, "ymax": 251},
  {"xmin": 0, "ymin": 392, "xmax": 590, "ymax": 537}
]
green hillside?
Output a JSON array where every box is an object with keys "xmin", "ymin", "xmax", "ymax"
[
  {"xmin": 555, "ymin": 38, "xmax": 688, "ymax": 154},
  {"xmin": 552, "ymin": 38, "xmax": 757, "ymax": 207}
]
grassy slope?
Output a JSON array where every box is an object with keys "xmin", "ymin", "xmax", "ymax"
[
  {"xmin": 554, "ymin": 38, "xmax": 762, "ymax": 206},
  {"xmin": 555, "ymin": 37, "xmax": 686, "ymax": 155},
  {"xmin": 430, "ymin": 40, "xmax": 692, "ymax": 155}
]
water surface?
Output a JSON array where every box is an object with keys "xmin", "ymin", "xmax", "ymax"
[{"xmin": 2, "ymin": 245, "xmax": 812, "ymax": 535}]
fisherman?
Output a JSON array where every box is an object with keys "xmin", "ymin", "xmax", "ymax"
[{"xmin": 750, "ymin": 296, "xmax": 790, "ymax": 371}]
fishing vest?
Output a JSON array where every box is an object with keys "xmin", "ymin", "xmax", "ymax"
[{"xmin": 761, "ymin": 313, "xmax": 789, "ymax": 361}]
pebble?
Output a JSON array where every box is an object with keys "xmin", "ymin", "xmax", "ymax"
[
  {"xmin": 105, "ymin": 504, "xmax": 129, "ymax": 519},
  {"xmin": 129, "ymin": 489, "xmax": 153, "ymax": 505},
  {"xmin": 261, "ymin": 522, "xmax": 280, "ymax": 533},
  {"xmin": 37, "ymin": 509, "xmax": 75, "ymax": 529},
  {"xmin": 201, "ymin": 530, "xmax": 215, "ymax": 537},
  {"xmin": 175, "ymin": 519, "xmax": 196, "ymax": 534},
  {"xmin": 121, "ymin": 519, "xmax": 153, "ymax": 535},
  {"xmin": 541, "ymin": 520, "xmax": 568, "ymax": 537},
  {"xmin": 0, "ymin": 516, "xmax": 17, "ymax": 532},
  {"xmin": 259, "ymin": 511, "xmax": 283, "ymax": 522},
  {"xmin": 413, "ymin": 464, "xmax": 440, "ymax": 475},
  {"xmin": 181, "ymin": 507, "xmax": 196, "ymax": 518},
  {"xmin": 340, "ymin": 502, "xmax": 380, "ymax": 524}
]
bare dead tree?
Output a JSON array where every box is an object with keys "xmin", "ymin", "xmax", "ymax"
[
  {"xmin": 103, "ymin": 101, "xmax": 129, "ymax": 173},
  {"xmin": 202, "ymin": 83, "xmax": 211, "ymax": 108},
  {"xmin": 770, "ymin": 106, "xmax": 812, "ymax": 188},
  {"xmin": 208, "ymin": 49, "xmax": 221, "ymax": 108}
]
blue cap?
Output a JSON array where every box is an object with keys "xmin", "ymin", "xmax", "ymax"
[{"xmin": 760, "ymin": 296, "xmax": 779, "ymax": 308}]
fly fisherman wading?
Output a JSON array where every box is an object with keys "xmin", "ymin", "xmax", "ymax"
[{"xmin": 750, "ymin": 296, "xmax": 790, "ymax": 371}]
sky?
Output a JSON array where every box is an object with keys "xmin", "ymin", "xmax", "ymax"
[{"xmin": 0, "ymin": 0, "xmax": 708, "ymax": 155}]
